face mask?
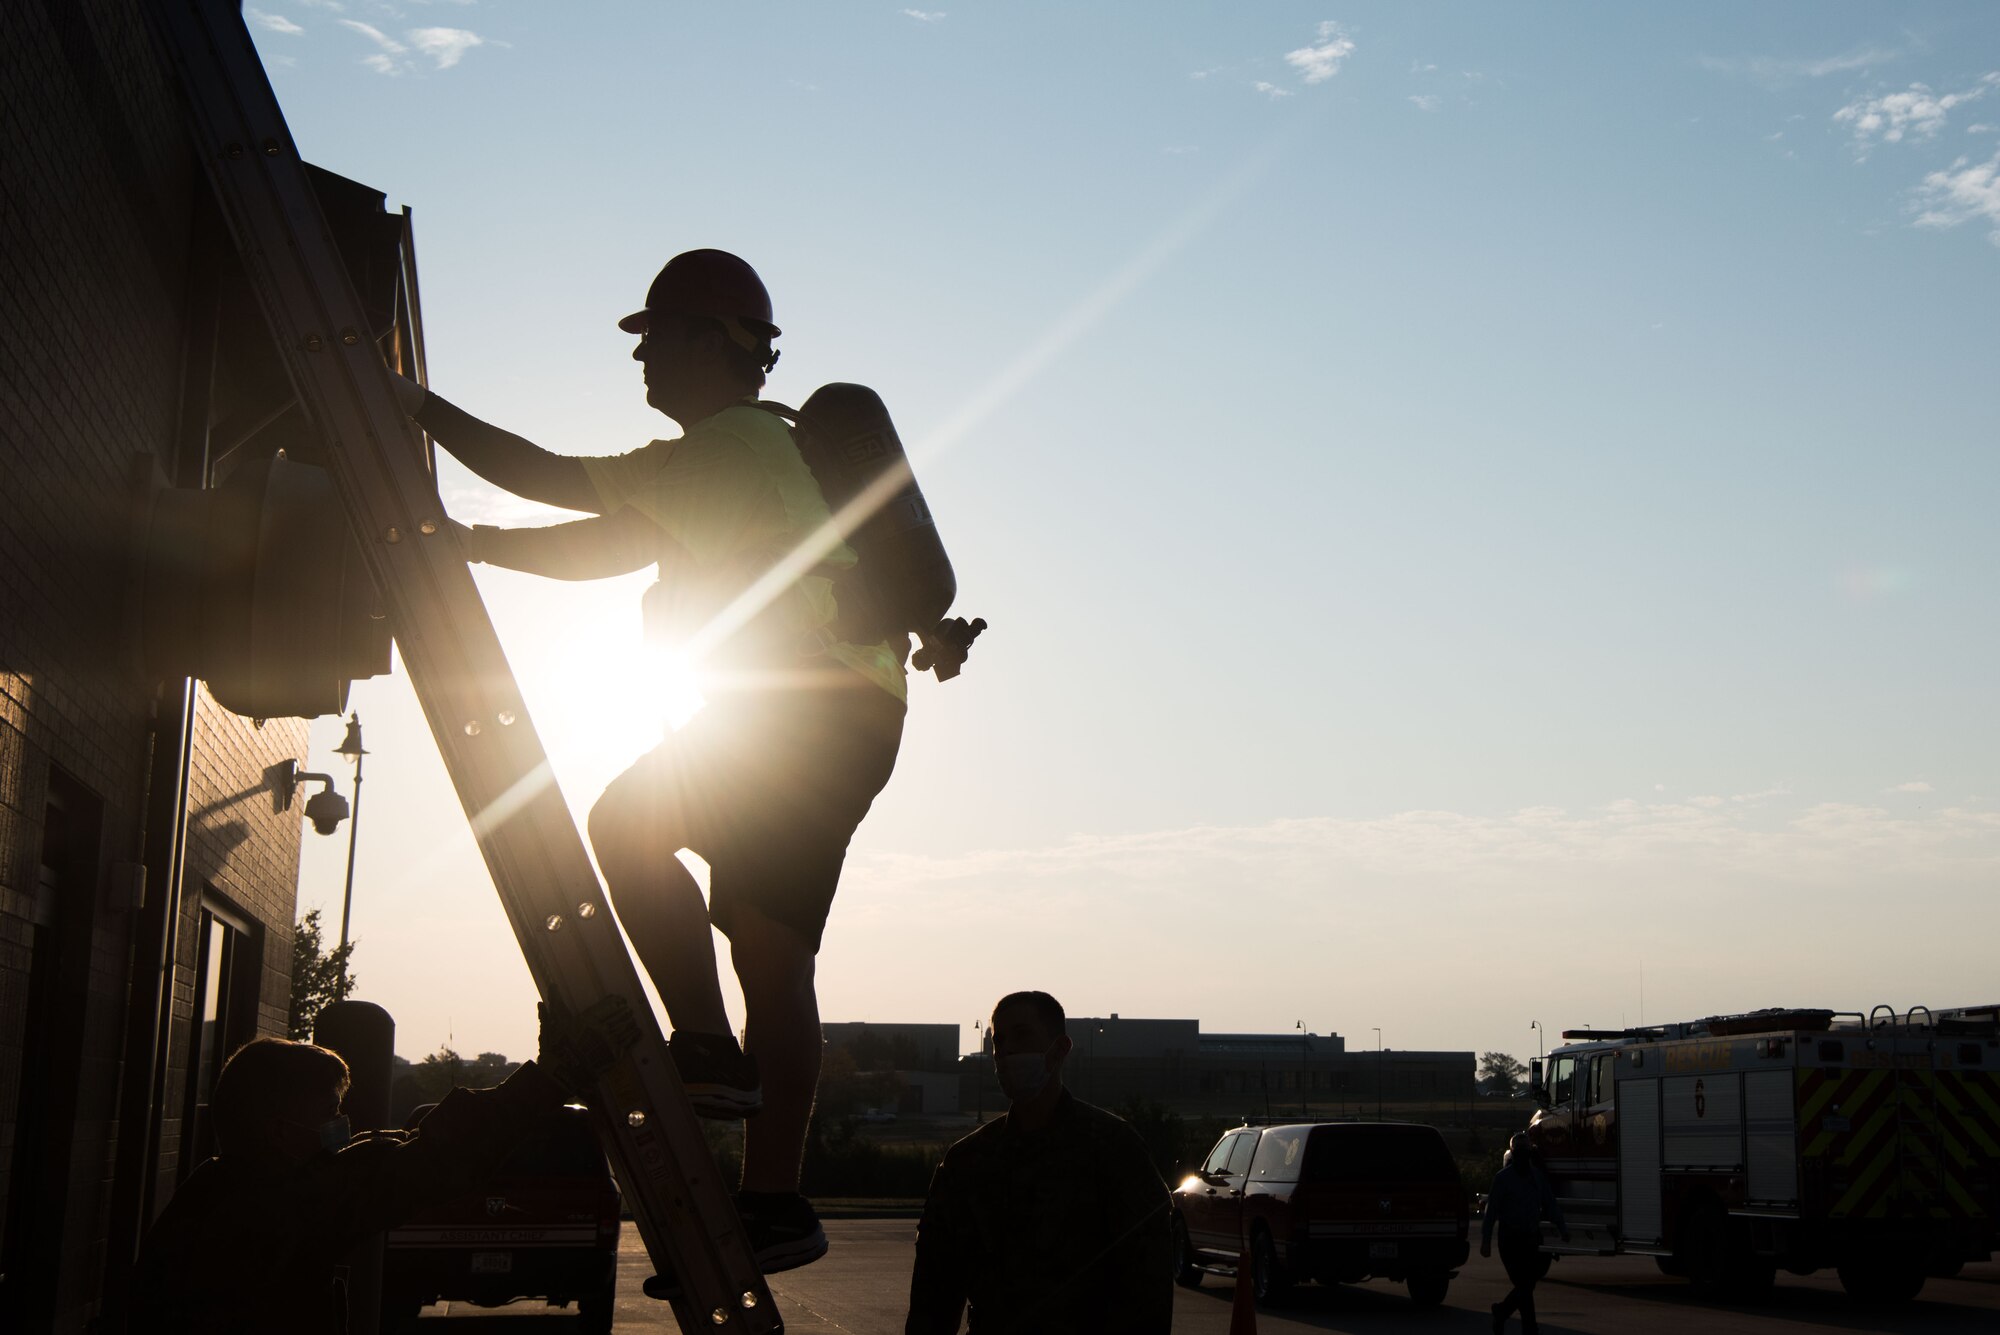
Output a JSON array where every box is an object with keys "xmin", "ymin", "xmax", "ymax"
[
  {"xmin": 316, "ymin": 1114, "xmax": 352, "ymax": 1155},
  {"xmin": 996, "ymin": 1049, "xmax": 1052, "ymax": 1104}
]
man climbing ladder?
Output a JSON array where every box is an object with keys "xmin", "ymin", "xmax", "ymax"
[
  {"xmin": 393, "ymin": 249, "xmax": 910, "ymax": 1272},
  {"xmin": 150, "ymin": 4, "xmax": 801, "ymax": 1326}
]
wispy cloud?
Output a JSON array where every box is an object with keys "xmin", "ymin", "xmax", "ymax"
[
  {"xmin": 340, "ymin": 19, "xmax": 405, "ymax": 53},
  {"xmin": 1835, "ymin": 73, "xmax": 2000, "ymax": 155},
  {"xmin": 247, "ymin": 7, "xmax": 304, "ymax": 34},
  {"xmin": 1253, "ymin": 81, "xmax": 1293, "ymax": 101},
  {"xmin": 1913, "ymin": 148, "xmax": 2000, "ymax": 245},
  {"xmin": 409, "ymin": 27, "xmax": 483, "ymax": 69},
  {"xmin": 1409, "ymin": 94, "xmax": 1441, "ymax": 113},
  {"xmin": 339, "ymin": 18, "xmax": 489, "ymax": 74},
  {"xmin": 840, "ymin": 797, "xmax": 2000, "ymax": 1016},
  {"xmin": 900, "ymin": 8, "xmax": 945, "ymax": 21},
  {"xmin": 1888, "ymin": 781, "xmax": 1935, "ymax": 793},
  {"xmin": 1700, "ymin": 48, "xmax": 1897, "ymax": 87},
  {"xmin": 823, "ymin": 793, "xmax": 2000, "ymax": 1052},
  {"xmin": 1284, "ymin": 20, "xmax": 1355, "ymax": 85},
  {"xmin": 857, "ymin": 791, "xmax": 2000, "ymax": 893}
]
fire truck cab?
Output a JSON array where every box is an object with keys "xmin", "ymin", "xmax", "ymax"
[{"xmin": 1524, "ymin": 1004, "xmax": 1999, "ymax": 1304}]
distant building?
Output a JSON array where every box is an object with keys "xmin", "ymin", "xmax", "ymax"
[{"xmin": 955, "ymin": 1013, "xmax": 1474, "ymax": 1119}]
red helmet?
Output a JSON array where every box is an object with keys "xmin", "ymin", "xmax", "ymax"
[{"xmin": 618, "ymin": 249, "xmax": 779, "ymax": 343}]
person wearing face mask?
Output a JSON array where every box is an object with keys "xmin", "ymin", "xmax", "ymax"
[
  {"xmin": 125, "ymin": 1036, "xmax": 568, "ymax": 1333},
  {"xmin": 904, "ymin": 991, "xmax": 1172, "ymax": 1335}
]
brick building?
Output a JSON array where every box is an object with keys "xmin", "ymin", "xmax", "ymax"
[
  {"xmin": 959, "ymin": 1015, "xmax": 1475, "ymax": 1121},
  {"xmin": 2, "ymin": 5, "xmax": 407, "ymax": 1328}
]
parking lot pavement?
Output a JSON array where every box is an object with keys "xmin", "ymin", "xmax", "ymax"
[{"xmin": 409, "ymin": 1218, "xmax": 2000, "ymax": 1333}]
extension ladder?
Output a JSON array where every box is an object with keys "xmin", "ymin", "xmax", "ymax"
[{"xmin": 148, "ymin": 2, "xmax": 780, "ymax": 1328}]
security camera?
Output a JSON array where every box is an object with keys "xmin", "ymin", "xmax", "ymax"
[{"xmin": 303, "ymin": 786, "xmax": 350, "ymax": 836}]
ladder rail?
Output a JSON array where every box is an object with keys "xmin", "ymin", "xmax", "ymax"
[{"xmin": 146, "ymin": 3, "xmax": 778, "ymax": 1328}]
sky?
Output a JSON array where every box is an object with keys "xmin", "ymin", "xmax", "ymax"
[{"xmin": 253, "ymin": 3, "xmax": 2000, "ymax": 1070}]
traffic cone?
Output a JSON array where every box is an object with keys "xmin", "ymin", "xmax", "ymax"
[{"xmin": 1229, "ymin": 1248, "xmax": 1258, "ymax": 1335}]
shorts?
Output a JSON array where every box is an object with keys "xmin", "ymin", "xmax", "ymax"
[{"xmin": 592, "ymin": 667, "xmax": 905, "ymax": 953}]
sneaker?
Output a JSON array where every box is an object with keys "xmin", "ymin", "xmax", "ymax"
[
  {"xmin": 670, "ymin": 1031, "xmax": 762, "ymax": 1119},
  {"xmin": 736, "ymin": 1191, "xmax": 828, "ymax": 1273}
]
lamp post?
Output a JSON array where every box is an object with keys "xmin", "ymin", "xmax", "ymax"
[
  {"xmin": 1296, "ymin": 1021, "xmax": 1308, "ymax": 1117},
  {"xmin": 974, "ymin": 1019, "xmax": 986, "ymax": 1123},
  {"xmin": 332, "ymin": 713, "xmax": 368, "ymax": 975},
  {"xmin": 1373, "ymin": 1027, "xmax": 1383, "ymax": 1120}
]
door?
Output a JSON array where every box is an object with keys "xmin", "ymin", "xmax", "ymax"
[
  {"xmin": 1183, "ymin": 1132, "xmax": 1248, "ymax": 1252},
  {"xmin": 1185, "ymin": 1131, "xmax": 1257, "ymax": 1253},
  {"xmin": 1567, "ymin": 1053, "xmax": 1621, "ymax": 1240},
  {"xmin": 1213, "ymin": 1130, "xmax": 1259, "ymax": 1251}
]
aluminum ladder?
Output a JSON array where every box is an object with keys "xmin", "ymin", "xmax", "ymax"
[{"xmin": 146, "ymin": 2, "xmax": 780, "ymax": 1328}]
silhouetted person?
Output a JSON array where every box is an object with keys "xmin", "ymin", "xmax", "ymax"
[
  {"xmin": 905, "ymin": 991, "xmax": 1171, "ymax": 1335},
  {"xmin": 1481, "ymin": 1132, "xmax": 1567, "ymax": 1334},
  {"xmin": 126, "ymin": 1037, "xmax": 566, "ymax": 1334},
  {"xmin": 391, "ymin": 248, "xmax": 907, "ymax": 1271}
]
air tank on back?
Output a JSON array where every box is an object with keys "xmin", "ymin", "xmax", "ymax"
[{"xmin": 791, "ymin": 382, "xmax": 956, "ymax": 640}]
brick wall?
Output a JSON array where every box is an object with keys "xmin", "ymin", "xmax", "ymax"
[{"xmin": 0, "ymin": 2, "xmax": 313, "ymax": 1327}]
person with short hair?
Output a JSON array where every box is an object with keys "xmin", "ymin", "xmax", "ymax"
[
  {"xmin": 394, "ymin": 249, "xmax": 909, "ymax": 1271},
  {"xmin": 126, "ymin": 1036, "xmax": 567, "ymax": 1333},
  {"xmin": 1481, "ymin": 1132, "xmax": 1568, "ymax": 1334},
  {"xmin": 904, "ymin": 991, "xmax": 1172, "ymax": 1334}
]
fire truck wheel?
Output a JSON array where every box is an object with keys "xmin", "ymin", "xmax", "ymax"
[
  {"xmin": 1250, "ymin": 1227, "xmax": 1292, "ymax": 1305},
  {"xmin": 1837, "ymin": 1257, "xmax": 1926, "ymax": 1305}
]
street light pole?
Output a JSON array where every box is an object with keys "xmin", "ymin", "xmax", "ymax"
[
  {"xmin": 333, "ymin": 713, "xmax": 368, "ymax": 974},
  {"xmin": 1297, "ymin": 1021, "xmax": 1308, "ymax": 1118},
  {"xmin": 1373, "ymin": 1027, "xmax": 1383, "ymax": 1120}
]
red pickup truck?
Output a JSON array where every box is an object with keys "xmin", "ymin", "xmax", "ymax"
[{"xmin": 1170, "ymin": 1121, "xmax": 1469, "ymax": 1307}]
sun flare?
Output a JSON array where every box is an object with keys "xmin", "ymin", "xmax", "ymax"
[{"xmin": 508, "ymin": 595, "xmax": 707, "ymax": 816}]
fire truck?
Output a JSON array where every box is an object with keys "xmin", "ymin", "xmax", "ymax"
[{"xmin": 1522, "ymin": 1003, "xmax": 1999, "ymax": 1304}]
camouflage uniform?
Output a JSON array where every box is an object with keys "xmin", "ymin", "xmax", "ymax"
[
  {"xmin": 126, "ymin": 1063, "xmax": 563, "ymax": 1334},
  {"xmin": 906, "ymin": 1089, "xmax": 1171, "ymax": 1335}
]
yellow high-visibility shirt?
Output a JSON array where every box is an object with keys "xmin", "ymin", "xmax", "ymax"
[{"xmin": 582, "ymin": 405, "xmax": 907, "ymax": 702}]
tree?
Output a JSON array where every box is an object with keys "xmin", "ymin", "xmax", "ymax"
[
  {"xmin": 390, "ymin": 1047, "xmax": 521, "ymax": 1121},
  {"xmin": 1479, "ymin": 1051, "xmax": 1527, "ymax": 1098},
  {"xmin": 289, "ymin": 908, "xmax": 357, "ymax": 1040},
  {"xmin": 1112, "ymin": 1095, "xmax": 1189, "ymax": 1183}
]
